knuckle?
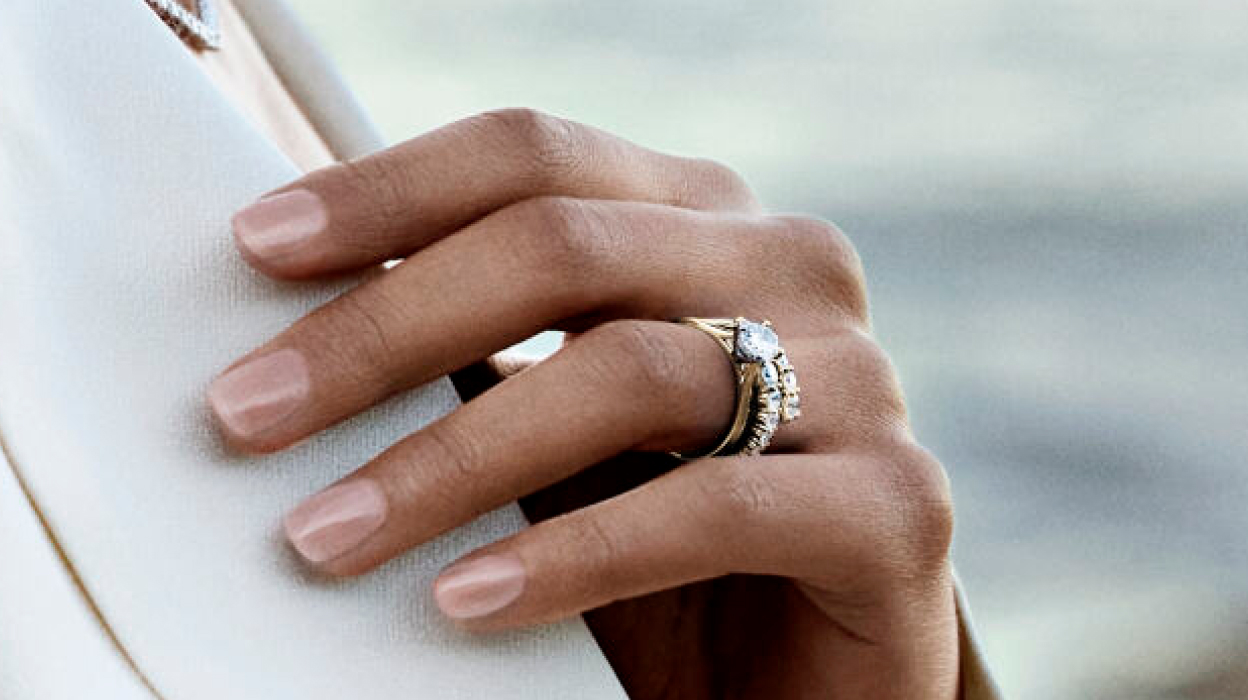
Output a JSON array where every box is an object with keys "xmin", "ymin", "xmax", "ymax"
[
  {"xmin": 699, "ymin": 461, "xmax": 778, "ymax": 525},
  {"xmin": 842, "ymin": 331, "xmax": 893, "ymax": 381},
  {"xmin": 835, "ymin": 330, "xmax": 909, "ymax": 433},
  {"xmin": 477, "ymin": 107, "xmax": 564, "ymax": 146},
  {"xmin": 679, "ymin": 157, "xmax": 757, "ymax": 210},
  {"xmin": 509, "ymin": 196, "xmax": 617, "ymax": 281},
  {"xmin": 316, "ymin": 287, "xmax": 407, "ymax": 395},
  {"xmin": 877, "ymin": 443, "xmax": 955, "ymax": 570},
  {"xmin": 415, "ymin": 420, "xmax": 490, "ymax": 506},
  {"xmin": 774, "ymin": 216, "xmax": 868, "ymax": 323},
  {"xmin": 475, "ymin": 108, "xmax": 582, "ymax": 185},
  {"xmin": 326, "ymin": 156, "xmax": 416, "ymax": 252},
  {"xmin": 567, "ymin": 514, "xmax": 628, "ymax": 595},
  {"xmin": 587, "ymin": 320, "xmax": 695, "ymax": 400}
]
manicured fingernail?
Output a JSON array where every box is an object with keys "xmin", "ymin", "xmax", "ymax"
[
  {"xmin": 434, "ymin": 554, "xmax": 527, "ymax": 619},
  {"xmin": 232, "ymin": 189, "xmax": 328, "ymax": 259},
  {"xmin": 284, "ymin": 480, "xmax": 387, "ymax": 564},
  {"xmin": 208, "ymin": 348, "xmax": 309, "ymax": 439}
]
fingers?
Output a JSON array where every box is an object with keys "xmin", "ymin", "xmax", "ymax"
[
  {"xmin": 280, "ymin": 316, "xmax": 907, "ymax": 577},
  {"xmin": 209, "ymin": 203, "xmax": 859, "ymax": 453},
  {"xmin": 231, "ymin": 108, "xmax": 759, "ymax": 279},
  {"xmin": 280, "ymin": 320, "xmax": 735, "ymax": 576},
  {"xmin": 430, "ymin": 448, "xmax": 954, "ymax": 632}
]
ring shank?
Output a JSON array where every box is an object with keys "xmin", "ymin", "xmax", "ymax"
[{"xmin": 669, "ymin": 318, "xmax": 762, "ymax": 461}]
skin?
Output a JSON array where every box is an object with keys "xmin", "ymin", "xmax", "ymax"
[{"xmin": 210, "ymin": 109, "xmax": 961, "ymax": 698}]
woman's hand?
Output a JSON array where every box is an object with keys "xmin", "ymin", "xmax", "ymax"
[{"xmin": 210, "ymin": 109, "xmax": 959, "ymax": 699}]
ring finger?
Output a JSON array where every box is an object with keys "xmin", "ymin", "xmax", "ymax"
[{"xmin": 281, "ymin": 318, "xmax": 862, "ymax": 577}]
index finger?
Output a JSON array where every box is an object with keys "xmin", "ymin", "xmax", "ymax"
[{"xmin": 231, "ymin": 108, "xmax": 758, "ymax": 279}]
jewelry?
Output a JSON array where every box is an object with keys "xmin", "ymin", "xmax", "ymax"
[
  {"xmin": 738, "ymin": 338, "xmax": 801, "ymax": 455},
  {"xmin": 144, "ymin": 0, "xmax": 221, "ymax": 51},
  {"xmin": 671, "ymin": 317, "xmax": 802, "ymax": 459}
]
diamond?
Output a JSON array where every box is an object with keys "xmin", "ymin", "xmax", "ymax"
[
  {"xmin": 146, "ymin": 0, "xmax": 222, "ymax": 50},
  {"xmin": 735, "ymin": 321, "xmax": 780, "ymax": 362},
  {"xmin": 761, "ymin": 361, "xmax": 779, "ymax": 386},
  {"xmin": 782, "ymin": 371, "xmax": 798, "ymax": 391},
  {"xmin": 762, "ymin": 409, "xmax": 780, "ymax": 431},
  {"xmin": 761, "ymin": 388, "xmax": 783, "ymax": 413},
  {"xmin": 776, "ymin": 354, "xmax": 793, "ymax": 373},
  {"xmin": 783, "ymin": 394, "xmax": 802, "ymax": 422}
]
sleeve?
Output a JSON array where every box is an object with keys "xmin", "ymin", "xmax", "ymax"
[{"xmin": 954, "ymin": 573, "xmax": 1005, "ymax": 699}]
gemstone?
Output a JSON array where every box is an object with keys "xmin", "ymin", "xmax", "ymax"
[
  {"xmin": 782, "ymin": 371, "xmax": 798, "ymax": 391},
  {"xmin": 763, "ymin": 410, "xmax": 780, "ymax": 430},
  {"xmin": 735, "ymin": 321, "xmax": 780, "ymax": 362},
  {"xmin": 743, "ymin": 435, "xmax": 768, "ymax": 455},
  {"xmin": 776, "ymin": 354, "xmax": 793, "ymax": 373},
  {"xmin": 146, "ymin": 0, "xmax": 222, "ymax": 50},
  {"xmin": 761, "ymin": 388, "xmax": 783, "ymax": 413},
  {"xmin": 783, "ymin": 394, "xmax": 802, "ymax": 422}
]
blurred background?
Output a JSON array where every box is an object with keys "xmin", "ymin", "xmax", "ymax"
[{"xmin": 286, "ymin": 1, "xmax": 1248, "ymax": 697}]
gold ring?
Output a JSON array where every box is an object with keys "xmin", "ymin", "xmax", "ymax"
[{"xmin": 670, "ymin": 317, "xmax": 801, "ymax": 460}]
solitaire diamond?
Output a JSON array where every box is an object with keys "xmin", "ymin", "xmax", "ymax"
[{"xmin": 735, "ymin": 321, "xmax": 780, "ymax": 362}]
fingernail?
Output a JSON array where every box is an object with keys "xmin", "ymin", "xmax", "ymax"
[
  {"xmin": 284, "ymin": 480, "xmax": 387, "ymax": 564},
  {"xmin": 232, "ymin": 189, "xmax": 328, "ymax": 259},
  {"xmin": 434, "ymin": 554, "xmax": 527, "ymax": 619},
  {"xmin": 208, "ymin": 348, "xmax": 309, "ymax": 439}
]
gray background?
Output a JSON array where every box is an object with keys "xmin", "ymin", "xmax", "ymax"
[{"xmin": 287, "ymin": 1, "xmax": 1248, "ymax": 696}]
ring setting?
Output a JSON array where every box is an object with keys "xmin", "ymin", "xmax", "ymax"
[{"xmin": 671, "ymin": 317, "xmax": 801, "ymax": 459}]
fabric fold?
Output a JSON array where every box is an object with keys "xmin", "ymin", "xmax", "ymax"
[
  {"xmin": 0, "ymin": 1, "xmax": 625, "ymax": 697},
  {"xmin": 0, "ymin": 443, "xmax": 161, "ymax": 699}
]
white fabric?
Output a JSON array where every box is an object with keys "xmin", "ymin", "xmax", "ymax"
[
  {"xmin": 955, "ymin": 572, "xmax": 1004, "ymax": 699},
  {"xmin": 0, "ymin": 1, "xmax": 625, "ymax": 698},
  {"xmin": 0, "ymin": 450, "xmax": 158, "ymax": 699}
]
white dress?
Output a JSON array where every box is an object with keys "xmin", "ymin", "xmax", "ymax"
[{"xmin": 0, "ymin": 1, "xmax": 626, "ymax": 697}]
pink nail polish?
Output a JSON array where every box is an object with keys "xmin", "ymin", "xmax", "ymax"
[
  {"xmin": 208, "ymin": 348, "xmax": 309, "ymax": 439},
  {"xmin": 232, "ymin": 189, "xmax": 328, "ymax": 259},
  {"xmin": 284, "ymin": 480, "xmax": 387, "ymax": 564},
  {"xmin": 434, "ymin": 554, "xmax": 527, "ymax": 619}
]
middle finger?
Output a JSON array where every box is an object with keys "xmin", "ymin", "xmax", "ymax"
[{"xmin": 208, "ymin": 199, "xmax": 828, "ymax": 453}]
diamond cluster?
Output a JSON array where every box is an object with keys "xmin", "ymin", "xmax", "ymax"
[
  {"xmin": 145, "ymin": 0, "xmax": 222, "ymax": 50},
  {"xmin": 734, "ymin": 320, "xmax": 801, "ymax": 455}
]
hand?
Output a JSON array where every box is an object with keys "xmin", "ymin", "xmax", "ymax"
[{"xmin": 210, "ymin": 109, "xmax": 959, "ymax": 699}]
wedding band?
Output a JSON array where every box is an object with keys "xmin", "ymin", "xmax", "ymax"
[{"xmin": 670, "ymin": 317, "xmax": 802, "ymax": 460}]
